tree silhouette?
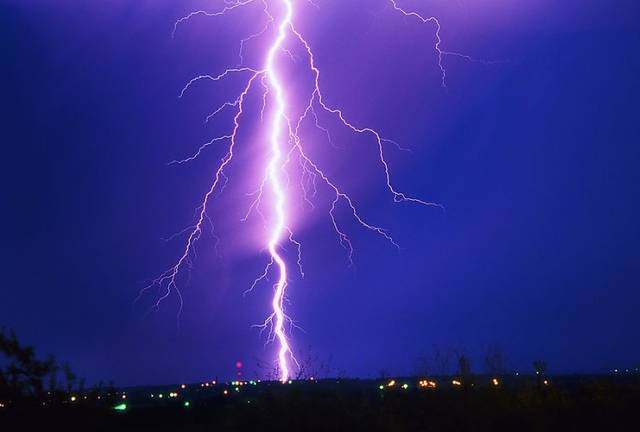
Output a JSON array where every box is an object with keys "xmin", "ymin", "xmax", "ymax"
[
  {"xmin": 0, "ymin": 328, "xmax": 77, "ymax": 404},
  {"xmin": 417, "ymin": 346, "xmax": 454, "ymax": 376},
  {"xmin": 457, "ymin": 354, "xmax": 472, "ymax": 377},
  {"xmin": 484, "ymin": 345, "xmax": 507, "ymax": 376},
  {"xmin": 62, "ymin": 361, "xmax": 77, "ymax": 394}
]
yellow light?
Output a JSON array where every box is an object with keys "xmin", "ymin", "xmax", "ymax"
[
  {"xmin": 70, "ymin": 396, "xmax": 77, "ymax": 402},
  {"xmin": 492, "ymin": 378, "xmax": 499, "ymax": 386},
  {"xmin": 387, "ymin": 380, "xmax": 396, "ymax": 387},
  {"xmin": 543, "ymin": 380, "xmax": 549, "ymax": 386},
  {"xmin": 418, "ymin": 379, "xmax": 437, "ymax": 388},
  {"xmin": 452, "ymin": 380, "xmax": 462, "ymax": 386},
  {"xmin": 402, "ymin": 383, "xmax": 409, "ymax": 389}
]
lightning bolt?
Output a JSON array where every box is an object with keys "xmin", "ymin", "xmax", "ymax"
[
  {"xmin": 141, "ymin": 0, "xmax": 482, "ymax": 383},
  {"xmin": 263, "ymin": 0, "xmax": 295, "ymax": 383}
]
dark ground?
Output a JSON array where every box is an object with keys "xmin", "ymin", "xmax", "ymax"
[{"xmin": 1, "ymin": 374, "xmax": 639, "ymax": 431}]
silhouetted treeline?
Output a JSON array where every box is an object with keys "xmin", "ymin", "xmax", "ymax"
[
  {"xmin": 2, "ymin": 375, "xmax": 640, "ymax": 431},
  {"xmin": 2, "ymin": 333, "xmax": 639, "ymax": 431},
  {"xmin": 0, "ymin": 328, "xmax": 90, "ymax": 407}
]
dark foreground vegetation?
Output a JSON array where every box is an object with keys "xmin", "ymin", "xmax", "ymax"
[
  {"xmin": 2, "ymin": 328, "xmax": 639, "ymax": 431},
  {"xmin": 2, "ymin": 374, "xmax": 640, "ymax": 432}
]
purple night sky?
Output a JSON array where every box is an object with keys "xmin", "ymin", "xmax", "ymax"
[{"xmin": 2, "ymin": 0, "xmax": 639, "ymax": 386}]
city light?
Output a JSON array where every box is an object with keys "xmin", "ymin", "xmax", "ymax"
[{"xmin": 418, "ymin": 380, "xmax": 437, "ymax": 388}]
